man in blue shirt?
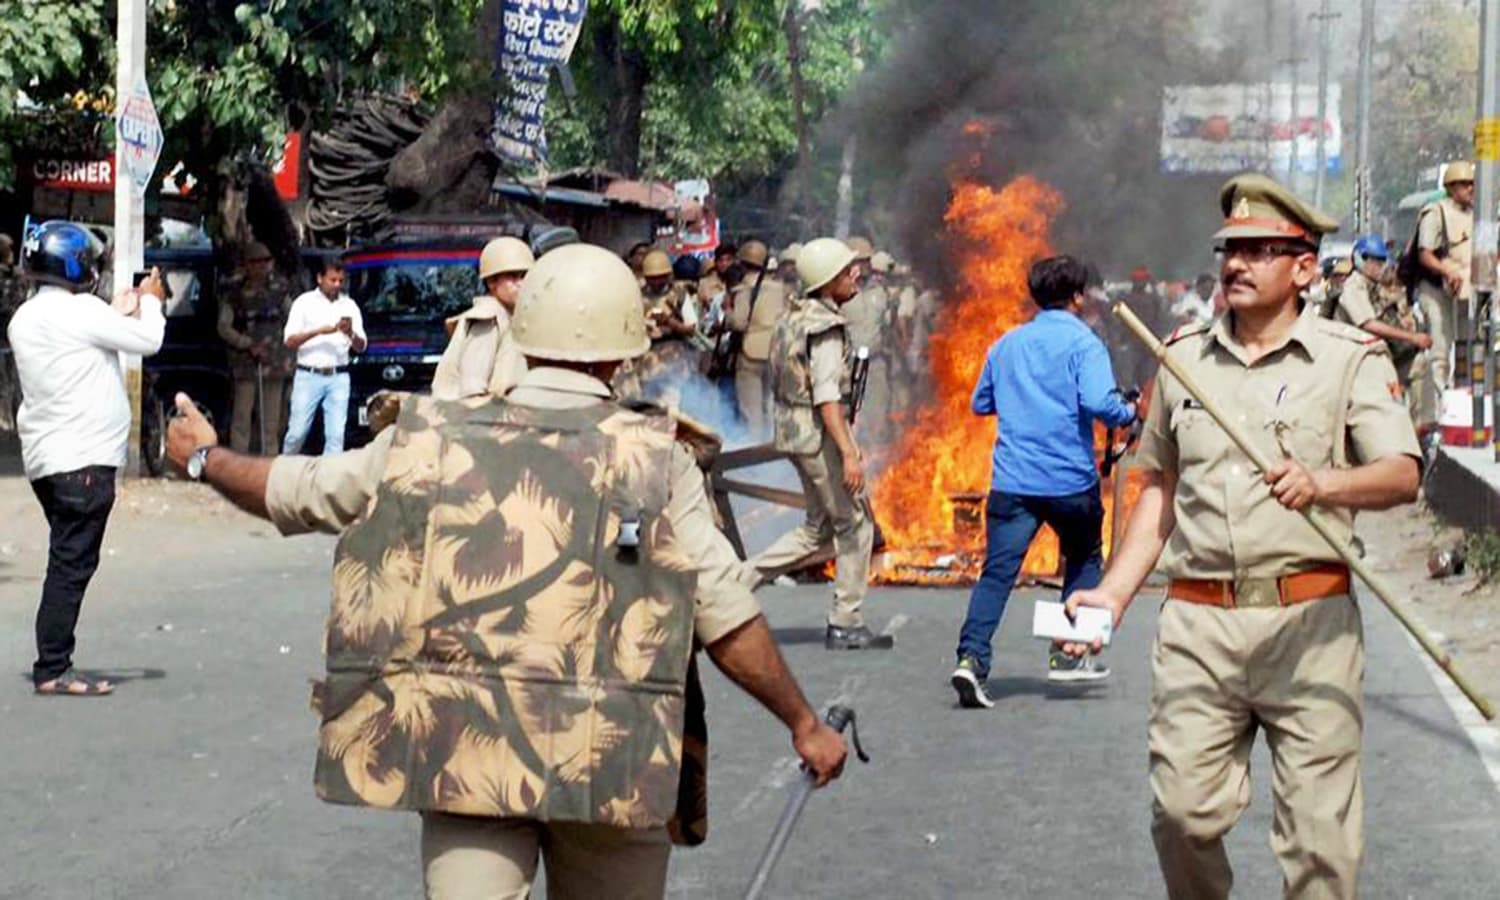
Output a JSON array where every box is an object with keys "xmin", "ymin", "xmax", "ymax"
[{"xmin": 951, "ymin": 255, "xmax": 1137, "ymax": 709}]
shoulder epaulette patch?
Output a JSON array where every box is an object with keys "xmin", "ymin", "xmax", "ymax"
[
  {"xmin": 1314, "ymin": 317, "xmax": 1383, "ymax": 344},
  {"xmin": 1164, "ymin": 322, "xmax": 1209, "ymax": 345}
]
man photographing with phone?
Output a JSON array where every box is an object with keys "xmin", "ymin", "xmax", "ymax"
[
  {"xmin": 282, "ymin": 258, "xmax": 365, "ymax": 454},
  {"xmin": 7, "ymin": 221, "xmax": 166, "ymax": 696}
]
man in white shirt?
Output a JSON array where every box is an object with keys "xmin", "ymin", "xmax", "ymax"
[
  {"xmin": 282, "ymin": 259, "xmax": 366, "ymax": 454},
  {"xmin": 7, "ymin": 221, "xmax": 166, "ymax": 696}
]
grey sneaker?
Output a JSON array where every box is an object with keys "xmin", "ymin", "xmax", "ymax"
[
  {"xmin": 950, "ymin": 656, "xmax": 994, "ymax": 709},
  {"xmin": 1047, "ymin": 650, "xmax": 1111, "ymax": 684},
  {"xmin": 824, "ymin": 624, "xmax": 895, "ymax": 650}
]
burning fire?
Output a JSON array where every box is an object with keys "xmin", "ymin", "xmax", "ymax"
[{"xmin": 871, "ymin": 174, "xmax": 1144, "ymax": 585}]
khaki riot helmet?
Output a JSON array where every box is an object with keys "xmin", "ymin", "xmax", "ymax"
[
  {"xmin": 797, "ymin": 237, "xmax": 859, "ymax": 294},
  {"xmin": 1444, "ymin": 161, "xmax": 1476, "ymax": 186},
  {"xmin": 641, "ymin": 249, "xmax": 673, "ymax": 278},
  {"xmin": 479, "ymin": 236, "xmax": 535, "ymax": 280},
  {"xmin": 738, "ymin": 239, "xmax": 770, "ymax": 268},
  {"xmin": 510, "ymin": 244, "xmax": 651, "ymax": 362},
  {"xmin": 845, "ymin": 236, "xmax": 875, "ymax": 260},
  {"xmin": 870, "ymin": 251, "xmax": 895, "ymax": 274}
]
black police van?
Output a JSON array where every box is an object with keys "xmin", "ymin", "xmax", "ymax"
[{"xmin": 338, "ymin": 224, "xmax": 577, "ymax": 448}]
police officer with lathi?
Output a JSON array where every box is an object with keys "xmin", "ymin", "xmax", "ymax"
[
  {"xmin": 1065, "ymin": 174, "xmax": 1421, "ymax": 900},
  {"xmin": 164, "ymin": 243, "xmax": 847, "ymax": 899}
]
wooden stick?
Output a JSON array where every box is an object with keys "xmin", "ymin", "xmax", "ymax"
[{"xmin": 1114, "ymin": 303, "xmax": 1496, "ymax": 722}]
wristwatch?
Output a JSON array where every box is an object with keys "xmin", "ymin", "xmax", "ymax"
[{"xmin": 186, "ymin": 445, "xmax": 217, "ymax": 481}]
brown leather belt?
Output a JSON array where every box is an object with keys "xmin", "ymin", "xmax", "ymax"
[{"xmin": 1167, "ymin": 564, "xmax": 1351, "ymax": 610}]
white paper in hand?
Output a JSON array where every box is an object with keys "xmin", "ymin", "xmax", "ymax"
[{"xmin": 1031, "ymin": 600, "xmax": 1113, "ymax": 646}]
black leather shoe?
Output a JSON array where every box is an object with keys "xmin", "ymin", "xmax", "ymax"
[{"xmin": 825, "ymin": 624, "xmax": 895, "ymax": 650}]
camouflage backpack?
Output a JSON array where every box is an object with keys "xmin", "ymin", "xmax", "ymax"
[
  {"xmin": 314, "ymin": 394, "xmax": 702, "ymax": 835},
  {"xmin": 769, "ymin": 296, "xmax": 851, "ymax": 454}
]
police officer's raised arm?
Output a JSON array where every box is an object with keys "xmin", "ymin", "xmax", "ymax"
[{"xmin": 163, "ymin": 392, "xmax": 391, "ymax": 531}]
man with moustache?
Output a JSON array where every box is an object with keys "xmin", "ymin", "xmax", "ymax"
[{"xmin": 1065, "ymin": 174, "xmax": 1420, "ymax": 899}]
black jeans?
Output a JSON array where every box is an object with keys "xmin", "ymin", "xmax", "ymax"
[{"xmin": 30, "ymin": 466, "xmax": 116, "ymax": 684}]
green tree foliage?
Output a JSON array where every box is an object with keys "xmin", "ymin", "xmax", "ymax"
[
  {"xmin": 547, "ymin": 0, "xmax": 882, "ymax": 187},
  {"xmin": 0, "ymin": 0, "xmax": 109, "ymax": 189},
  {"xmin": 1372, "ymin": 0, "xmax": 1478, "ymax": 216},
  {"xmin": 2, "ymin": 0, "xmax": 489, "ymax": 198}
]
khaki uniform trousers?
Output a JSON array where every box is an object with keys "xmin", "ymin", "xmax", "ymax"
[
  {"xmin": 735, "ymin": 355, "xmax": 769, "ymax": 436},
  {"xmin": 1416, "ymin": 282, "xmax": 1456, "ymax": 391},
  {"xmin": 1149, "ymin": 595, "xmax": 1364, "ymax": 900},
  {"xmin": 421, "ymin": 813, "xmax": 671, "ymax": 900},
  {"xmin": 751, "ymin": 431, "xmax": 874, "ymax": 628},
  {"xmin": 229, "ymin": 372, "xmax": 287, "ymax": 454}
]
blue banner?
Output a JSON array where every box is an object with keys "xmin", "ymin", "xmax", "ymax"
[{"xmin": 493, "ymin": 0, "xmax": 588, "ymax": 167}]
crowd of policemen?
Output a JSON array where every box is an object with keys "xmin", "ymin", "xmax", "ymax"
[
  {"xmin": 0, "ymin": 159, "xmax": 1459, "ymax": 897},
  {"xmin": 613, "ymin": 235, "xmax": 939, "ymax": 452}
]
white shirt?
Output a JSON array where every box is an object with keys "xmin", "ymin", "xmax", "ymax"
[
  {"xmin": 284, "ymin": 289, "xmax": 365, "ymax": 369},
  {"xmin": 8, "ymin": 286, "xmax": 165, "ymax": 480}
]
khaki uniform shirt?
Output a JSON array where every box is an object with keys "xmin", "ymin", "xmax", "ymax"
[
  {"xmin": 265, "ymin": 367, "xmax": 759, "ymax": 644},
  {"xmin": 727, "ymin": 274, "xmax": 789, "ymax": 361},
  {"xmin": 1135, "ymin": 310, "xmax": 1420, "ymax": 579},
  {"xmin": 841, "ymin": 284, "xmax": 890, "ymax": 355},
  {"xmin": 1417, "ymin": 196, "xmax": 1474, "ymax": 298},
  {"xmin": 1331, "ymin": 270, "xmax": 1378, "ymax": 327},
  {"xmin": 809, "ymin": 327, "xmax": 848, "ymax": 408},
  {"xmin": 643, "ymin": 284, "xmax": 686, "ymax": 342},
  {"xmin": 431, "ymin": 297, "xmax": 527, "ymax": 400}
]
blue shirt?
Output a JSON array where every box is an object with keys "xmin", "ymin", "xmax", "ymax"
[{"xmin": 972, "ymin": 308, "xmax": 1135, "ymax": 496}]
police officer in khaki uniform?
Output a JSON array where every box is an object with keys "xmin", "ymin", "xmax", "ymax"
[
  {"xmin": 753, "ymin": 238, "xmax": 892, "ymax": 651},
  {"xmin": 217, "ymin": 241, "xmax": 295, "ymax": 452},
  {"xmin": 431, "ymin": 236, "xmax": 533, "ymax": 400},
  {"xmin": 162, "ymin": 243, "xmax": 847, "ymax": 900},
  {"xmin": 1415, "ymin": 161, "xmax": 1475, "ymax": 394},
  {"xmin": 778, "ymin": 242, "xmax": 802, "ymax": 292},
  {"xmin": 1329, "ymin": 234, "xmax": 1432, "ymax": 422},
  {"xmin": 1065, "ymin": 174, "xmax": 1420, "ymax": 900},
  {"xmin": 839, "ymin": 237, "xmax": 895, "ymax": 446},
  {"xmin": 726, "ymin": 239, "xmax": 789, "ymax": 434}
]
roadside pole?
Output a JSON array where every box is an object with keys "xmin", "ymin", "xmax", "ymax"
[
  {"xmin": 1476, "ymin": 0, "xmax": 1500, "ymax": 454},
  {"xmin": 1353, "ymin": 0, "xmax": 1375, "ymax": 232},
  {"xmin": 114, "ymin": 0, "xmax": 147, "ymax": 476},
  {"xmin": 1312, "ymin": 0, "xmax": 1338, "ymax": 209}
]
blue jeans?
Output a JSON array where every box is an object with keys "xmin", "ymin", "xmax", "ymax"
[
  {"xmin": 282, "ymin": 370, "xmax": 349, "ymax": 454},
  {"xmin": 955, "ymin": 486, "xmax": 1105, "ymax": 677}
]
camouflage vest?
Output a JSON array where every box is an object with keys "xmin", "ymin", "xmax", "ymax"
[
  {"xmin": 769, "ymin": 296, "xmax": 850, "ymax": 454},
  {"xmin": 315, "ymin": 395, "xmax": 699, "ymax": 832}
]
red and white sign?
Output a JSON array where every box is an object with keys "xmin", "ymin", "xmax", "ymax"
[
  {"xmin": 30, "ymin": 158, "xmax": 115, "ymax": 192},
  {"xmin": 22, "ymin": 135, "xmax": 301, "ymax": 200}
]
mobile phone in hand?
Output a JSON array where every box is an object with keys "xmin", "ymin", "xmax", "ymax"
[{"xmin": 132, "ymin": 269, "xmax": 171, "ymax": 299}]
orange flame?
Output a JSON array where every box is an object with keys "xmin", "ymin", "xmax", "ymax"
[{"xmin": 871, "ymin": 176, "xmax": 1064, "ymax": 584}]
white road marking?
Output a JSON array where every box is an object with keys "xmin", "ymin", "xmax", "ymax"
[
  {"xmin": 881, "ymin": 614, "xmax": 910, "ymax": 637},
  {"xmin": 1408, "ymin": 632, "xmax": 1500, "ymax": 795}
]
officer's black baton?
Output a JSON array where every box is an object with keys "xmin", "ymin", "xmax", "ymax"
[{"xmin": 742, "ymin": 705, "xmax": 869, "ymax": 900}]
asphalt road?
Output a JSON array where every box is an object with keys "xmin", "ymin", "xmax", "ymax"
[{"xmin": 2, "ymin": 483, "xmax": 1499, "ymax": 899}]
